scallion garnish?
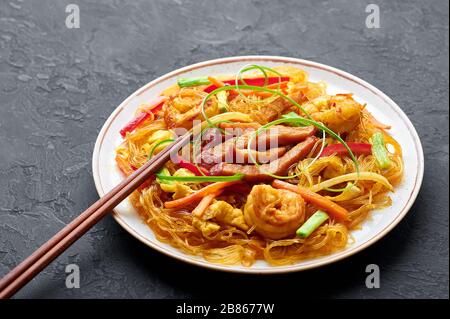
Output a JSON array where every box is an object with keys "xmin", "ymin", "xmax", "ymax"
[
  {"xmin": 296, "ymin": 211, "xmax": 329, "ymax": 238},
  {"xmin": 148, "ymin": 139, "xmax": 175, "ymax": 159},
  {"xmin": 370, "ymin": 132, "xmax": 391, "ymax": 169},
  {"xmin": 217, "ymin": 90, "xmax": 229, "ymax": 113},
  {"xmin": 177, "ymin": 76, "xmax": 211, "ymax": 88}
]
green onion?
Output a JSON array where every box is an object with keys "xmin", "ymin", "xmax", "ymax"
[
  {"xmin": 235, "ymin": 65, "xmax": 281, "ymax": 104},
  {"xmin": 148, "ymin": 139, "xmax": 175, "ymax": 159},
  {"xmin": 370, "ymin": 132, "xmax": 391, "ymax": 169},
  {"xmin": 217, "ymin": 90, "xmax": 229, "ymax": 113},
  {"xmin": 296, "ymin": 211, "xmax": 329, "ymax": 238},
  {"xmin": 155, "ymin": 173, "xmax": 244, "ymax": 183},
  {"xmin": 177, "ymin": 76, "xmax": 210, "ymax": 88},
  {"xmin": 281, "ymin": 112, "xmax": 307, "ymax": 126},
  {"xmin": 238, "ymin": 64, "xmax": 270, "ymax": 86},
  {"xmin": 156, "ymin": 167, "xmax": 173, "ymax": 185}
]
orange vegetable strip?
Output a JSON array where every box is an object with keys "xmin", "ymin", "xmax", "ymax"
[
  {"xmin": 116, "ymin": 156, "xmax": 134, "ymax": 176},
  {"xmin": 272, "ymin": 180, "xmax": 349, "ymax": 222},
  {"xmin": 191, "ymin": 191, "xmax": 222, "ymax": 217},
  {"xmin": 207, "ymin": 76, "xmax": 226, "ymax": 88},
  {"xmin": 164, "ymin": 181, "xmax": 240, "ymax": 209},
  {"xmin": 266, "ymin": 81, "xmax": 289, "ymax": 89},
  {"xmin": 239, "ymin": 90, "xmax": 273, "ymax": 98}
]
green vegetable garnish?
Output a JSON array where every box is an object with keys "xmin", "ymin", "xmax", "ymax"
[
  {"xmin": 370, "ymin": 132, "xmax": 391, "ymax": 169},
  {"xmin": 177, "ymin": 76, "xmax": 211, "ymax": 88},
  {"xmin": 281, "ymin": 112, "xmax": 307, "ymax": 126},
  {"xmin": 156, "ymin": 167, "xmax": 173, "ymax": 185},
  {"xmin": 148, "ymin": 139, "xmax": 175, "ymax": 159},
  {"xmin": 217, "ymin": 90, "xmax": 229, "ymax": 113},
  {"xmin": 296, "ymin": 211, "xmax": 329, "ymax": 238},
  {"xmin": 155, "ymin": 173, "xmax": 244, "ymax": 183},
  {"xmin": 235, "ymin": 64, "xmax": 282, "ymax": 104}
]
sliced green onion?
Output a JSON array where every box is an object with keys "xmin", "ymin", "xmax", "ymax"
[
  {"xmin": 235, "ymin": 65, "xmax": 281, "ymax": 104},
  {"xmin": 238, "ymin": 64, "xmax": 270, "ymax": 86},
  {"xmin": 156, "ymin": 167, "xmax": 173, "ymax": 185},
  {"xmin": 281, "ymin": 112, "xmax": 307, "ymax": 126},
  {"xmin": 296, "ymin": 211, "xmax": 329, "ymax": 238},
  {"xmin": 148, "ymin": 139, "xmax": 175, "ymax": 159},
  {"xmin": 177, "ymin": 76, "xmax": 210, "ymax": 88},
  {"xmin": 217, "ymin": 90, "xmax": 229, "ymax": 113},
  {"xmin": 370, "ymin": 132, "xmax": 391, "ymax": 169},
  {"xmin": 155, "ymin": 173, "xmax": 244, "ymax": 183}
]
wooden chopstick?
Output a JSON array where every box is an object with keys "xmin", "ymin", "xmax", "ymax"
[{"xmin": 0, "ymin": 132, "xmax": 192, "ymax": 299}]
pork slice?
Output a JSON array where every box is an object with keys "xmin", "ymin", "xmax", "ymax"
[
  {"xmin": 210, "ymin": 136, "xmax": 318, "ymax": 182},
  {"xmin": 198, "ymin": 125, "xmax": 316, "ymax": 168},
  {"xmin": 233, "ymin": 146, "xmax": 288, "ymax": 164},
  {"xmin": 218, "ymin": 122, "xmax": 260, "ymax": 130},
  {"xmin": 236, "ymin": 125, "xmax": 316, "ymax": 149}
]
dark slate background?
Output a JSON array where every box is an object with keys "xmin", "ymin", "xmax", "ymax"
[{"xmin": 0, "ymin": 0, "xmax": 448, "ymax": 299}]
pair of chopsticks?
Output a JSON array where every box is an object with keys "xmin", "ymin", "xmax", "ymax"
[{"xmin": 0, "ymin": 132, "xmax": 192, "ymax": 299}]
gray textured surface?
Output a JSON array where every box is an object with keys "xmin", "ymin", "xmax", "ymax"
[{"xmin": 0, "ymin": 0, "xmax": 448, "ymax": 299}]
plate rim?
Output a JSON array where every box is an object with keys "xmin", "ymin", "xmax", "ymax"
[{"xmin": 92, "ymin": 55, "xmax": 424, "ymax": 274}]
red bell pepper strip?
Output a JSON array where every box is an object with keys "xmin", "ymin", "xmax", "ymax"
[
  {"xmin": 203, "ymin": 76, "xmax": 290, "ymax": 93},
  {"xmin": 320, "ymin": 142, "xmax": 372, "ymax": 158},
  {"xmin": 120, "ymin": 112, "xmax": 151, "ymax": 138},
  {"xmin": 119, "ymin": 96, "xmax": 167, "ymax": 138},
  {"xmin": 173, "ymin": 155, "xmax": 210, "ymax": 176}
]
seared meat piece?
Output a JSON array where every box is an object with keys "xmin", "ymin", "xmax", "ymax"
[
  {"xmin": 218, "ymin": 122, "xmax": 260, "ymax": 130},
  {"xmin": 245, "ymin": 125, "xmax": 316, "ymax": 148},
  {"xmin": 198, "ymin": 143, "xmax": 288, "ymax": 166},
  {"xmin": 233, "ymin": 146, "xmax": 287, "ymax": 164},
  {"xmin": 210, "ymin": 136, "xmax": 318, "ymax": 182},
  {"xmin": 197, "ymin": 125, "xmax": 316, "ymax": 167},
  {"xmin": 201, "ymin": 127, "xmax": 224, "ymax": 150},
  {"xmin": 250, "ymin": 97, "xmax": 291, "ymax": 124}
]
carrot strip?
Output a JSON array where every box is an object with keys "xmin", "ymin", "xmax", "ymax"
[
  {"xmin": 239, "ymin": 90, "xmax": 273, "ymax": 98},
  {"xmin": 207, "ymin": 76, "xmax": 226, "ymax": 88},
  {"xmin": 164, "ymin": 181, "xmax": 240, "ymax": 209},
  {"xmin": 207, "ymin": 76, "xmax": 239, "ymax": 97},
  {"xmin": 272, "ymin": 180, "xmax": 349, "ymax": 222},
  {"xmin": 116, "ymin": 155, "xmax": 134, "ymax": 176},
  {"xmin": 266, "ymin": 81, "xmax": 289, "ymax": 90},
  {"xmin": 191, "ymin": 191, "xmax": 221, "ymax": 217}
]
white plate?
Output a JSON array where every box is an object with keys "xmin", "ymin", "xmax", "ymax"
[{"xmin": 92, "ymin": 56, "xmax": 424, "ymax": 274}]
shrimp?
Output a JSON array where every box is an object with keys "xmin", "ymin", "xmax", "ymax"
[
  {"xmin": 163, "ymin": 88, "xmax": 219, "ymax": 129},
  {"xmin": 244, "ymin": 185, "xmax": 305, "ymax": 239},
  {"xmin": 303, "ymin": 94, "xmax": 363, "ymax": 134}
]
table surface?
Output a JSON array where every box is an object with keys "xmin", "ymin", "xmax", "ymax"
[{"xmin": 0, "ymin": 0, "xmax": 448, "ymax": 299}]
